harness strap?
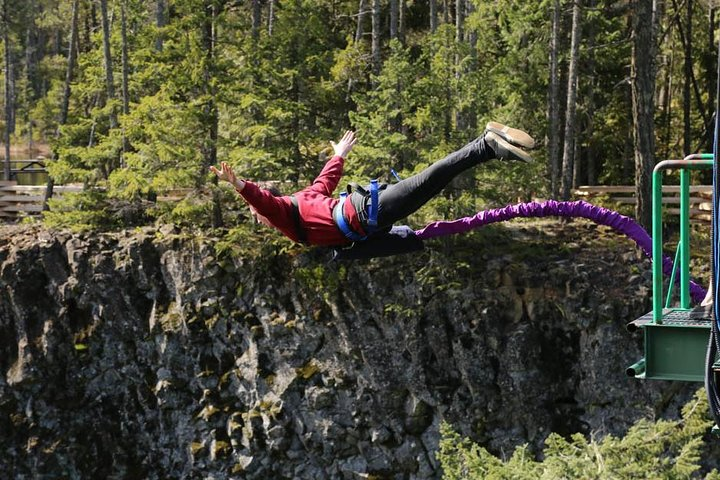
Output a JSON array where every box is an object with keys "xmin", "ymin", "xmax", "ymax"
[
  {"xmin": 368, "ymin": 179, "xmax": 379, "ymax": 228},
  {"xmin": 289, "ymin": 195, "xmax": 308, "ymax": 244},
  {"xmin": 332, "ymin": 196, "xmax": 367, "ymax": 242}
]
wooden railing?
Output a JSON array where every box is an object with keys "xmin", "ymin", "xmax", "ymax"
[
  {"xmin": 9, "ymin": 158, "xmax": 47, "ymax": 175},
  {"xmin": 0, "ymin": 183, "xmax": 207, "ymax": 220},
  {"xmin": 0, "ymin": 181, "xmax": 82, "ymax": 218},
  {"xmin": 573, "ymin": 185, "xmax": 713, "ymax": 223}
]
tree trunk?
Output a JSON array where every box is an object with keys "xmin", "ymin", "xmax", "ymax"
[
  {"xmin": 83, "ymin": 1, "xmax": 91, "ymax": 51},
  {"xmin": 36, "ymin": 12, "xmax": 48, "ymax": 94},
  {"xmin": 121, "ymin": 1, "xmax": 129, "ymax": 117},
  {"xmin": 45, "ymin": 0, "xmax": 79, "ymax": 208},
  {"xmin": 201, "ymin": 1, "xmax": 222, "ymax": 228},
  {"xmin": 455, "ymin": 0, "xmax": 463, "ymax": 43},
  {"xmin": 669, "ymin": 0, "xmax": 708, "ymax": 143},
  {"xmin": 585, "ymin": 0, "xmax": 597, "ymax": 185},
  {"xmin": 267, "ymin": 0, "xmax": 275, "ymax": 36},
  {"xmin": 572, "ymin": 128, "xmax": 582, "ymax": 188},
  {"xmin": 390, "ymin": 0, "xmax": 398, "ymax": 40},
  {"xmin": 59, "ymin": 2, "xmax": 79, "ymax": 127},
  {"xmin": 371, "ymin": 0, "xmax": 381, "ymax": 76},
  {"xmin": 120, "ymin": 0, "xmax": 131, "ymax": 164},
  {"xmin": 454, "ymin": 0, "xmax": 465, "ymax": 131},
  {"xmin": 398, "ymin": 0, "xmax": 406, "ymax": 44},
  {"xmin": 587, "ymin": 124, "xmax": 597, "ymax": 185},
  {"xmin": 25, "ymin": 16, "xmax": 33, "ymax": 157},
  {"xmin": 99, "ymin": 0, "xmax": 118, "ymax": 131},
  {"xmin": 252, "ymin": 0, "xmax": 262, "ymax": 40},
  {"xmin": 465, "ymin": 0, "xmax": 477, "ymax": 130},
  {"xmin": 355, "ymin": 0, "xmax": 365, "ymax": 42},
  {"xmin": 25, "ymin": 1, "xmax": 38, "ymax": 155},
  {"xmin": 91, "ymin": 2, "xmax": 98, "ymax": 35},
  {"xmin": 25, "ymin": 3, "xmax": 40, "ymax": 101},
  {"xmin": 346, "ymin": 0, "xmax": 365, "ymax": 100},
  {"xmin": 658, "ymin": 53, "xmax": 671, "ymax": 160},
  {"xmin": 430, "ymin": 0, "xmax": 437, "ymax": 32},
  {"xmin": 3, "ymin": 0, "xmax": 11, "ymax": 181},
  {"xmin": 623, "ymin": 92, "xmax": 634, "ymax": 180},
  {"xmin": 466, "ymin": 0, "xmax": 476, "ymax": 52},
  {"xmin": 631, "ymin": 0, "xmax": 657, "ymax": 231},
  {"xmin": 561, "ymin": 0, "xmax": 582, "ymax": 201},
  {"xmin": 548, "ymin": 0, "xmax": 561, "ymax": 198},
  {"xmin": 8, "ymin": 45, "xmax": 14, "ymax": 135},
  {"xmin": 4, "ymin": 0, "xmax": 13, "ymax": 139},
  {"xmin": 155, "ymin": 0, "xmax": 166, "ymax": 51}
]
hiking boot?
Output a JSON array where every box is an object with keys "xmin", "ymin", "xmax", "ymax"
[
  {"xmin": 484, "ymin": 131, "xmax": 534, "ymax": 162},
  {"xmin": 484, "ymin": 121, "xmax": 535, "ymax": 149}
]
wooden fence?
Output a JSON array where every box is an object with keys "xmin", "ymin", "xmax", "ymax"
[
  {"xmin": 572, "ymin": 185, "xmax": 713, "ymax": 223},
  {"xmin": 0, "ymin": 182, "xmax": 215, "ymax": 220},
  {"xmin": 0, "ymin": 181, "xmax": 82, "ymax": 218}
]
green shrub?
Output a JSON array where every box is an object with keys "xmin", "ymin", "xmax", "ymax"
[
  {"xmin": 438, "ymin": 389, "xmax": 716, "ymax": 479},
  {"xmin": 42, "ymin": 190, "xmax": 118, "ymax": 232}
]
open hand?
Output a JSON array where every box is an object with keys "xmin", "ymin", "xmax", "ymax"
[
  {"xmin": 210, "ymin": 162, "xmax": 243, "ymax": 189},
  {"xmin": 331, "ymin": 130, "xmax": 357, "ymax": 158}
]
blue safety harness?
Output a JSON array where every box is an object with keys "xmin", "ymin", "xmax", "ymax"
[{"xmin": 332, "ymin": 179, "xmax": 380, "ymax": 242}]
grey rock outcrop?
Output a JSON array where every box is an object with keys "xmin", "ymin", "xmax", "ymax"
[{"xmin": 0, "ymin": 222, "xmax": 700, "ymax": 478}]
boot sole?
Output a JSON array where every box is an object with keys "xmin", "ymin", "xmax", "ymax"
[
  {"xmin": 486, "ymin": 132, "xmax": 534, "ymax": 163},
  {"xmin": 485, "ymin": 122, "xmax": 535, "ymax": 149}
]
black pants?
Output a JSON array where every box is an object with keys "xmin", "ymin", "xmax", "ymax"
[{"xmin": 351, "ymin": 137, "xmax": 492, "ymax": 229}]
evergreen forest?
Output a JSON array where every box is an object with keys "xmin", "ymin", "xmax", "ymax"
[{"xmin": 3, "ymin": 0, "xmax": 718, "ymax": 230}]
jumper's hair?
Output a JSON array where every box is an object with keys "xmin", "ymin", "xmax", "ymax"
[{"xmin": 256, "ymin": 181, "xmax": 283, "ymax": 197}]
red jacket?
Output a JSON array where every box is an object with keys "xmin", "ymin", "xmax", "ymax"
[{"xmin": 238, "ymin": 155, "xmax": 363, "ymax": 246}]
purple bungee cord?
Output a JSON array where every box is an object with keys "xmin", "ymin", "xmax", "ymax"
[{"xmin": 414, "ymin": 199, "xmax": 707, "ymax": 303}]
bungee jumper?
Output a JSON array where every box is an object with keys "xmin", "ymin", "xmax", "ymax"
[
  {"xmin": 210, "ymin": 122, "xmax": 535, "ymax": 258},
  {"xmin": 209, "ymin": 122, "xmax": 708, "ymax": 300}
]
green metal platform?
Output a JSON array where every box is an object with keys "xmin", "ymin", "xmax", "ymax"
[
  {"xmin": 626, "ymin": 155, "xmax": 714, "ymax": 382},
  {"xmin": 627, "ymin": 309, "xmax": 711, "ymax": 381}
]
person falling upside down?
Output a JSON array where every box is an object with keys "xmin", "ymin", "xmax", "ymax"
[{"xmin": 210, "ymin": 122, "xmax": 535, "ymax": 260}]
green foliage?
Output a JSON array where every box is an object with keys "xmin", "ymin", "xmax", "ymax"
[
  {"xmin": 438, "ymin": 389, "xmax": 717, "ymax": 479},
  {"xmin": 349, "ymin": 39, "xmax": 417, "ymax": 180},
  {"xmin": 42, "ymin": 191, "xmax": 117, "ymax": 232},
  {"xmin": 159, "ymin": 196, "xmax": 215, "ymax": 227},
  {"xmin": 214, "ymin": 224, "xmax": 256, "ymax": 259},
  {"xmin": 214, "ymin": 222, "xmax": 304, "ymax": 265},
  {"xmin": 8, "ymin": 0, "xmax": 712, "ymax": 231},
  {"xmin": 294, "ymin": 263, "xmax": 345, "ymax": 301},
  {"xmin": 112, "ymin": 90, "xmax": 203, "ymax": 198}
]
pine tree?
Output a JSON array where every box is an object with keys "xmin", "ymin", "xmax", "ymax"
[{"xmin": 438, "ymin": 389, "xmax": 717, "ymax": 479}]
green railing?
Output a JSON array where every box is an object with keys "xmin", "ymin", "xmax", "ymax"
[{"xmin": 651, "ymin": 153, "xmax": 714, "ymax": 323}]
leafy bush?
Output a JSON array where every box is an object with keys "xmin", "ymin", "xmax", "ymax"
[
  {"xmin": 43, "ymin": 191, "xmax": 118, "ymax": 232},
  {"xmin": 438, "ymin": 389, "xmax": 717, "ymax": 479}
]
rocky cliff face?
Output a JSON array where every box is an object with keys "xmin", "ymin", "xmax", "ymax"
[{"xmin": 0, "ymin": 221, "xmax": 701, "ymax": 478}]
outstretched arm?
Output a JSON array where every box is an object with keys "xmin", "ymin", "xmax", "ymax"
[
  {"xmin": 210, "ymin": 162, "xmax": 245, "ymax": 192},
  {"xmin": 210, "ymin": 161, "xmax": 287, "ymax": 226},
  {"xmin": 310, "ymin": 130, "xmax": 358, "ymax": 195}
]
